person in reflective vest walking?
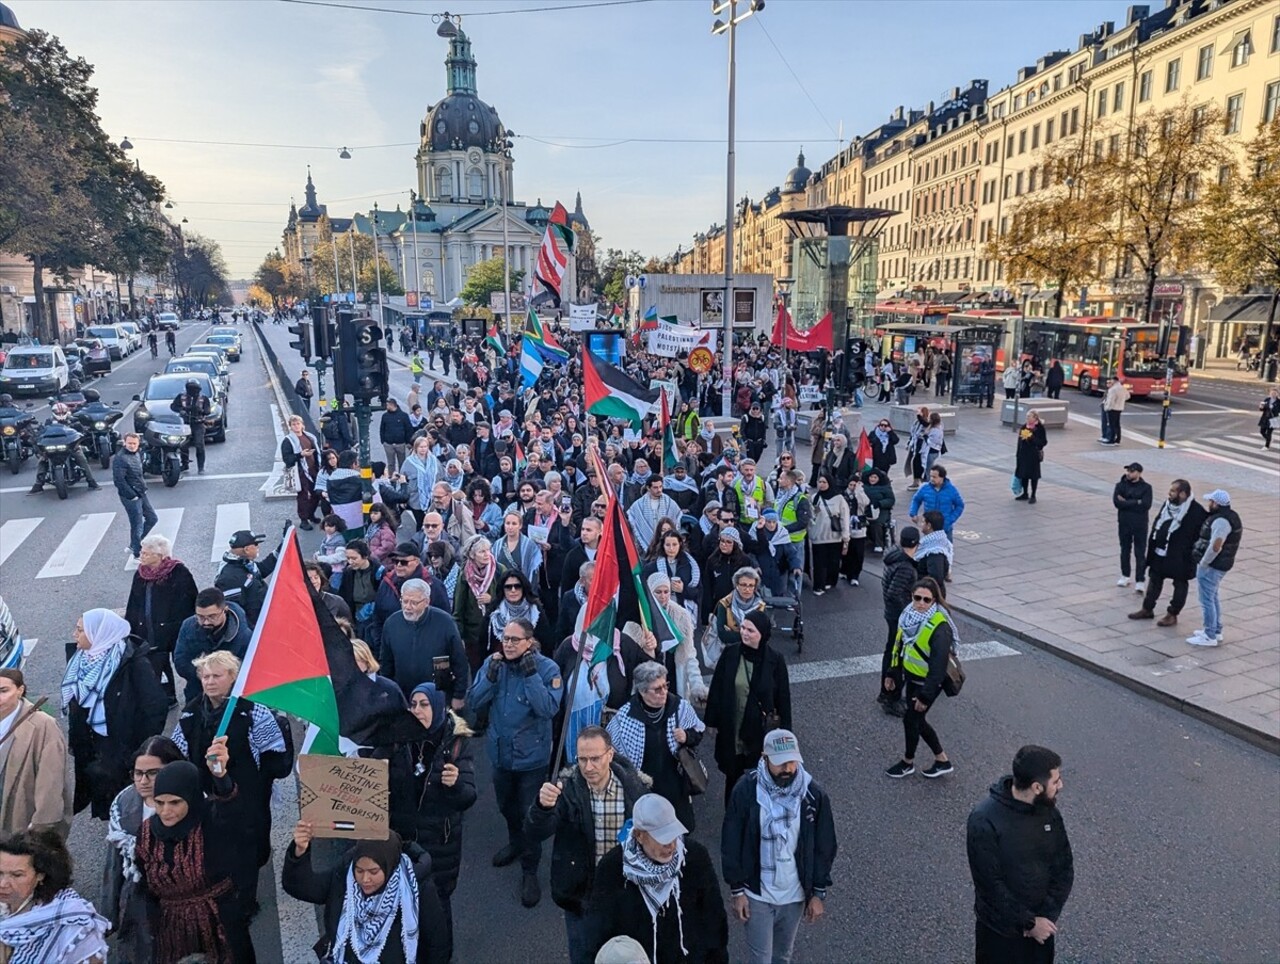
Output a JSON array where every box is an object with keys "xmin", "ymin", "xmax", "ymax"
[{"xmin": 884, "ymin": 578, "xmax": 954, "ymax": 780}]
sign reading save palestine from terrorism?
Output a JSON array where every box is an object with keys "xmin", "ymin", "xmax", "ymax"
[{"xmin": 298, "ymin": 755, "xmax": 390, "ymax": 839}]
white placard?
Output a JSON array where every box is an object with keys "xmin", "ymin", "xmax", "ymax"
[
  {"xmin": 647, "ymin": 321, "xmax": 716, "ymax": 358},
  {"xmin": 568, "ymin": 303, "xmax": 597, "ymax": 331}
]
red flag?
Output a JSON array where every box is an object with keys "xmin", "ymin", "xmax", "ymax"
[
  {"xmin": 771, "ymin": 306, "xmax": 833, "ymax": 352},
  {"xmin": 854, "ymin": 429, "xmax": 874, "ymax": 476}
]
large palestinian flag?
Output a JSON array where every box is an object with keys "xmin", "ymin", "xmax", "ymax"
[
  {"xmin": 583, "ymin": 349, "xmax": 658, "ymax": 428},
  {"xmin": 658, "ymin": 389, "xmax": 679, "ymax": 471},
  {"xmin": 226, "ymin": 528, "xmax": 341, "ymax": 753}
]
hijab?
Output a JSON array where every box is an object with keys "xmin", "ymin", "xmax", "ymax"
[
  {"xmin": 740, "ymin": 609, "xmax": 771, "ymax": 663},
  {"xmin": 148, "ymin": 761, "xmax": 205, "ymax": 843},
  {"xmin": 334, "ymin": 832, "xmax": 420, "ymax": 964},
  {"xmin": 409, "ymin": 682, "xmax": 448, "ymax": 741},
  {"xmin": 60, "ymin": 609, "xmax": 130, "ymax": 736}
]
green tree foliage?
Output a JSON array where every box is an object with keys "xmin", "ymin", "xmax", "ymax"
[
  {"xmin": 599, "ymin": 248, "xmax": 646, "ymax": 305},
  {"xmin": 253, "ymin": 251, "xmax": 297, "ymax": 306},
  {"xmin": 310, "ymin": 221, "xmax": 404, "ymax": 300},
  {"xmin": 1200, "ymin": 118, "xmax": 1280, "ymax": 349},
  {"xmin": 459, "ymin": 256, "xmax": 524, "ymax": 307},
  {"xmin": 173, "ymin": 234, "xmax": 231, "ymax": 307},
  {"xmin": 0, "ymin": 30, "xmax": 173, "ymax": 338}
]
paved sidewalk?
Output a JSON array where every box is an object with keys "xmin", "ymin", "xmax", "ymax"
[
  {"xmin": 1196, "ymin": 358, "xmax": 1277, "ymax": 386},
  {"xmin": 856, "ymin": 394, "xmax": 1280, "ymax": 750}
]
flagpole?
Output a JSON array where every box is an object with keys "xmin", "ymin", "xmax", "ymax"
[{"xmin": 550, "ymin": 629, "xmax": 591, "ymax": 777}]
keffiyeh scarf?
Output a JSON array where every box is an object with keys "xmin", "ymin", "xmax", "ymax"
[
  {"xmin": 609, "ymin": 698, "xmax": 702, "ymax": 766},
  {"xmin": 755, "ymin": 756, "xmax": 811, "ymax": 879},
  {"xmin": 916, "ymin": 530, "xmax": 954, "ymax": 566},
  {"xmin": 489, "ymin": 598, "xmax": 539, "ymax": 641},
  {"xmin": 333, "ymin": 854, "xmax": 420, "ymax": 964},
  {"xmin": 464, "ymin": 555, "xmax": 497, "ymax": 603},
  {"xmin": 0, "ymin": 889, "xmax": 111, "ymax": 964},
  {"xmin": 621, "ymin": 831, "xmax": 688, "ymax": 960},
  {"xmin": 61, "ymin": 644, "xmax": 125, "ymax": 736}
]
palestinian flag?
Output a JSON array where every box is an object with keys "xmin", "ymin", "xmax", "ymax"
[
  {"xmin": 485, "ymin": 324, "xmax": 506, "ymax": 356},
  {"xmin": 514, "ymin": 437, "xmax": 528, "ymax": 473},
  {"xmin": 579, "ymin": 495, "xmax": 623, "ymax": 668},
  {"xmin": 583, "ymin": 348, "xmax": 658, "ymax": 428},
  {"xmin": 525, "ymin": 309, "xmax": 569, "ymax": 364},
  {"xmin": 226, "ymin": 529, "xmax": 340, "ymax": 753},
  {"xmin": 535, "ymin": 202, "xmax": 574, "ymax": 306},
  {"xmin": 855, "ymin": 428, "xmax": 874, "ymax": 476},
  {"xmin": 659, "ymin": 390, "xmax": 679, "ymax": 471}
]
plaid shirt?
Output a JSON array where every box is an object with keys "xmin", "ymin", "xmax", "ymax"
[{"xmin": 589, "ymin": 773, "xmax": 626, "ymax": 862}]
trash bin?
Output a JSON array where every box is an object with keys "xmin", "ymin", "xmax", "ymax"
[{"xmin": 1265, "ymin": 355, "xmax": 1277, "ymax": 383}]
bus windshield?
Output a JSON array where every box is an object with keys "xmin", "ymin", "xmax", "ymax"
[{"xmin": 1123, "ymin": 328, "xmax": 1188, "ymax": 376}]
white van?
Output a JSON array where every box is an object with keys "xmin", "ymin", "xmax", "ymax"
[
  {"xmin": 0, "ymin": 345, "xmax": 71, "ymax": 396},
  {"xmin": 85, "ymin": 324, "xmax": 131, "ymax": 360}
]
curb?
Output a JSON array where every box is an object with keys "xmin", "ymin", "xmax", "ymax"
[{"xmin": 861, "ymin": 559, "xmax": 1279, "ymax": 756}]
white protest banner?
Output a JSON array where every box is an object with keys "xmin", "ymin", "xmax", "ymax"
[
  {"xmin": 568, "ymin": 303, "xmax": 597, "ymax": 331},
  {"xmin": 647, "ymin": 321, "xmax": 716, "ymax": 358},
  {"xmin": 649, "ymin": 378, "xmax": 680, "ymax": 415}
]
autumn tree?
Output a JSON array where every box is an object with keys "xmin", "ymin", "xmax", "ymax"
[
  {"xmin": 459, "ymin": 256, "xmax": 524, "ymax": 308},
  {"xmin": 173, "ymin": 234, "xmax": 231, "ymax": 307},
  {"xmin": 1200, "ymin": 118, "xmax": 1280, "ymax": 361},
  {"xmin": 1089, "ymin": 100, "xmax": 1231, "ymax": 329},
  {"xmin": 985, "ymin": 143, "xmax": 1105, "ymax": 317},
  {"xmin": 310, "ymin": 223, "xmax": 403, "ymax": 301},
  {"xmin": 253, "ymin": 251, "xmax": 301, "ymax": 306}
]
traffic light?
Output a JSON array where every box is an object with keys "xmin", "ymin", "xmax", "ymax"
[
  {"xmin": 288, "ymin": 316, "xmax": 312, "ymax": 361},
  {"xmin": 354, "ymin": 320, "xmax": 389, "ymax": 401},
  {"xmin": 310, "ymin": 306, "xmax": 336, "ymax": 360},
  {"xmin": 334, "ymin": 310, "xmax": 357, "ymax": 398}
]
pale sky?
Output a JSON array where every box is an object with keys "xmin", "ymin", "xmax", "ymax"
[{"xmin": 16, "ymin": 0, "xmax": 1124, "ymax": 277}]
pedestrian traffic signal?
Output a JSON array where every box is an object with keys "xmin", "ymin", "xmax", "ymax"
[
  {"xmin": 334, "ymin": 310, "xmax": 358, "ymax": 398},
  {"xmin": 354, "ymin": 322, "xmax": 389, "ymax": 401},
  {"xmin": 310, "ymin": 306, "xmax": 335, "ymax": 360},
  {"xmin": 288, "ymin": 319, "xmax": 312, "ymax": 361}
]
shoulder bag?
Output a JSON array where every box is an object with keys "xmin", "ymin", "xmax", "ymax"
[{"xmin": 677, "ymin": 745, "xmax": 708, "ymax": 796}]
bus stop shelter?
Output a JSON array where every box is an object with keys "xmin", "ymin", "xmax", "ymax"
[{"xmin": 877, "ymin": 322, "xmax": 1002, "ymax": 405}]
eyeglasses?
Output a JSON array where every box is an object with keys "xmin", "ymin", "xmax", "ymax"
[
  {"xmin": 424, "ymin": 522, "xmax": 442, "ymax": 529},
  {"xmin": 878, "ymin": 423, "xmax": 890, "ymax": 428},
  {"xmin": 501, "ymin": 634, "xmax": 530, "ymax": 644},
  {"xmin": 133, "ymin": 768, "xmax": 163, "ymax": 780},
  {"xmin": 503, "ymin": 583, "xmax": 523, "ymax": 591},
  {"xmin": 912, "ymin": 594, "xmax": 934, "ymax": 603}
]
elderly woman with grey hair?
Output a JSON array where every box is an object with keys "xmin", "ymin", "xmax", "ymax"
[
  {"xmin": 606, "ymin": 660, "xmax": 706, "ymax": 831},
  {"xmin": 124, "ymin": 532, "xmax": 198, "ymax": 706}
]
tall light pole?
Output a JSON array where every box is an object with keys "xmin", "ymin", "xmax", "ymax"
[
  {"xmin": 1014, "ymin": 280, "xmax": 1035, "ymax": 431},
  {"xmin": 712, "ymin": 0, "xmax": 764, "ymax": 418},
  {"xmin": 777, "ymin": 275, "xmax": 794, "ymax": 369},
  {"xmin": 348, "ymin": 229, "xmax": 359, "ymax": 305},
  {"xmin": 410, "ymin": 190, "xmax": 422, "ymax": 303},
  {"xmin": 372, "ymin": 204, "xmax": 384, "ymax": 323},
  {"xmin": 498, "ymin": 126, "xmax": 515, "ymax": 335}
]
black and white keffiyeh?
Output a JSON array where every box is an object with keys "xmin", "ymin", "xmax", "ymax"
[
  {"xmin": 0, "ymin": 888, "xmax": 110, "ymax": 964},
  {"xmin": 607, "ymin": 698, "xmax": 703, "ymax": 767},
  {"xmin": 621, "ymin": 831, "xmax": 688, "ymax": 959},
  {"xmin": 334, "ymin": 852, "xmax": 420, "ymax": 964},
  {"xmin": 755, "ymin": 756, "xmax": 811, "ymax": 880}
]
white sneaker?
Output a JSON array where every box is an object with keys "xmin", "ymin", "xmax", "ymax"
[
  {"xmin": 1116, "ymin": 576, "xmax": 1131, "ymax": 587},
  {"xmin": 1185, "ymin": 631, "xmax": 1219, "ymax": 647},
  {"xmin": 1134, "ymin": 582, "xmax": 1146, "ymax": 594}
]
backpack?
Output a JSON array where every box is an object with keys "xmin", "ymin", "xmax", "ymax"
[{"xmin": 941, "ymin": 642, "xmax": 965, "ymax": 697}]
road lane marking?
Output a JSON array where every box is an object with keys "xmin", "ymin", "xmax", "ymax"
[
  {"xmin": 212, "ymin": 503, "xmax": 251, "ymax": 562},
  {"xmin": 0, "ymin": 518, "xmax": 43, "ymax": 567},
  {"xmin": 1174, "ymin": 442, "xmax": 1280, "ymax": 477},
  {"xmin": 36, "ymin": 513, "xmax": 116, "ymax": 579},
  {"xmin": 0, "ymin": 472, "xmax": 269, "ymax": 494},
  {"xmin": 786, "ymin": 640, "xmax": 1020, "ymax": 684},
  {"xmin": 125, "ymin": 508, "xmax": 184, "ymax": 570}
]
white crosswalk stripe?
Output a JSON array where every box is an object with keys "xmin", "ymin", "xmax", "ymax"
[
  {"xmin": 124, "ymin": 508, "xmax": 185, "ymax": 571},
  {"xmin": 786, "ymin": 639, "xmax": 1020, "ymax": 684},
  {"xmin": 0, "ymin": 518, "xmax": 42, "ymax": 567},
  {"xmin": 36, "ymin": 513, "xmax": 116, "ymax": 579},
  {"xmin": 212, "ymin": 503, "xmax": 252, "ymax": 562}
]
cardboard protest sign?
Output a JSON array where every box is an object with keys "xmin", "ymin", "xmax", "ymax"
[{"xmin": 298, "ymin": 754, "xmax": 390, "ymax": 839}]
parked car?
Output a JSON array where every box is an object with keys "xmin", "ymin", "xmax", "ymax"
[
  {"xmin": 155, "ymin": 311, "xmax": 181, "ymax": 331},
  {"xmin": 134, "ymin": 371, "xmax": 227, "ymax": 442},
  {"xmin": 85, "ymin": 324, "xmax": 131, "ymax": 360},
  {"xmin": 116, "ymin": 322, "xmax": 144, "ymax": 352},
  {"xmin": 170, "ymin": 353, "xmax": 230, "ymax": 396},
  {"xmin": 0, "ymin": 596, "xmax": 24, "ymax": 670},
  {"xmin": 0, "ymin": 345, "xmax": 71, "ymax": 396},
  {"xmin": 205, "ymin": 333, "xmax": 242, "ymax": 361},
  {"xmin": 73, "ymin": 338, "xmax": 113, "ymax": 376}
]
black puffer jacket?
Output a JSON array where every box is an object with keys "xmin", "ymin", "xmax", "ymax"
[
  {"xmin": 524, "ymin": 756, "xmax": 651, "ymax": 914},
  {"xmin": 966, "ymin": 776, "xmax": 1074, "ymax": 938},
  {"xmin": 1112, "ymin": 475, "xmax": 1153, "ymax": 521},
  {"xmin": 880, "ymin": 546, "xmax": 918, "ymax": 624},
  {"xmin": 385, "ymin": 716, "xmax": 478, "ymax": 895}
]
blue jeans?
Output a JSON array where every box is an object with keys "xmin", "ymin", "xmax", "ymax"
[
  {"xmin": 1196, "ymin": 566, "xmax": 1225, "ymax": 637},
  {"xmin": 121, "ymin": 494, "xmax": 158, "ymax": 556},
  {"xmin": 564, "ymin": 908, "xmax": 591, "ymax": 964},
  {"xmin": 742, "ymin": 895, "xmax": 805, "ymax": 964}
]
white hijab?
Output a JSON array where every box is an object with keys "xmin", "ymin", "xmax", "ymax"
[{"xmin": 82, "ymin": 608, "xmax": 131, "ymax": 656}]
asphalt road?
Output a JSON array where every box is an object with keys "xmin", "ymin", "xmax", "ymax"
[{"xmin": 1, "ymin": 321, "xmax": 1276, "ymax": 963}]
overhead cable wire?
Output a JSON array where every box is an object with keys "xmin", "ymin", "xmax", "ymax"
[
  {"xmin": 278, "ymin": 0, "xmax": 659, "ymax": 16},
  {"xmin": 752, "ymin": 17, "xmax": 840, "ymax": 142}
]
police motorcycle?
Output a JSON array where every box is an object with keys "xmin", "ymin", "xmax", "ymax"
[
  {"xmin": 0, "ymin": 394, "xmax": 38, "ymax": 475},
  {"xmin": 32, "ymin": 403, "xmax": 91, "ymax": 500},
  {"xmin": 71, "ymin": 388, "xmax": 125, "ymax": 469},
  {"xmin": 141, "ymin": 418, "xmax": 189, "ymax": 488}
]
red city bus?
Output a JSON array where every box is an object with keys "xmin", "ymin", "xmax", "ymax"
[
  {"xmin": 870, "ymin": 302, "xmax": 961, "ymax": 361},
  {"xmin": 1021, "ymin": 316, "xmax": 1189, "ymax": 397}
]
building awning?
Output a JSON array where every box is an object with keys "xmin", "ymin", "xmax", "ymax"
[
  {"xmin": 1208, "ymin": 295, "xmax": 1277, "ymax": 324},
  {"xmin": 934, "ymin": 291, "xmax": 972, "ymax": 304}
]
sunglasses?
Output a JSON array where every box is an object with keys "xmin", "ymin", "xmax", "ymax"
[
  {"xmin": 394, "ymin": 558, "xmax": 415, "ymax": 566},
  {"xmin": 912, "ymin": 594, "xmax": 934, "ymax": 603},
  {"xmin": 503, "ymin": 583, "xmax": 523, "ymax": 591}
]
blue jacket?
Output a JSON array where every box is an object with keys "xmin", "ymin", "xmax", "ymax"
[
  {"xmin": 467, "ymin": 652, "xmax": 562, "ymax": 772},
  {"xmin": 173, "ymin": 601, "xmax": 252, "ymax": 702},
  {"xmin": 908, "ymin": 479, "xmax": 965, "ymax": 530}
]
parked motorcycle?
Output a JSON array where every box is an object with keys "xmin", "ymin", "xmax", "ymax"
[
  {"xmin": 33, "ymin": 421, "xmax": 89, "ymax": 500},
  {"xmin": 0, "ymin": 400, "xmax": 38, "ymax": 475},
  {"xmin": 142, "ymin": 419, "xmax": 188, "ymax": 488},
  {"xmin": 72, "ymin": 391, "xmax": 125, "ymax": 469}
]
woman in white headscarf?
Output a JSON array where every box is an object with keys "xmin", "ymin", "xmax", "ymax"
[{"xmin": 61, "ymin": 609, "xmax": 168, "ymax": 820}]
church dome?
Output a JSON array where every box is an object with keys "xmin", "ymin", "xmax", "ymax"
[
  {"xmin": 0, "ymin": 3, "xmax": 20, "ymax": 30},
  {"xmin": 423, "ymin": 94, "xmax": 503, "ymax": 153},
  {"xmin": 782, "ymin": 150, "xmax": 811, "ymax": 195}
]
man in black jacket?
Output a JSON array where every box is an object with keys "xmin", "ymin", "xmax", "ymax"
[
  {"xmin": 112, "ymin": 432, "xmax": 157, "ymax": 558},
  {"xmin": 379, "ymin": 578, "xmax": 470, "ymax": 707},
  {"xmin": 721, "ymin": 729, "xmax": 837, "ymax": 964},
  {"xmin": 1129, "ymin": 479, "xmax": 1208, "ymax": 628},
  {"xmin": 1113, "ymin": 462, "xmax": 1153, "ymax": 592},
  {"xmin": 967, "ymin": 744, "xmax": 1074, "ymax": 964},
  {"xmin": 525, "ymin": 727, "xmax": 650, "ymax": 964},
  {"xmin": 214, "ymin": 530, "xmax": 278, "ymax": 627},
  {"xmin": 379, "ymin": 398, "xmax": 413, "ymax": 474}
]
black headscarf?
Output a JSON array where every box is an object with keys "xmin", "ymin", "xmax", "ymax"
[
  {"xmin": 347, "ymin": 830, "xmax": 406, "ymax": 885},
  {"xmin": 149, "ymin": 760, "xmax": 205, "ymax": 842},
  {"xmin": 741, "ymin": 610, "xmax": 771, "ymax": 663}
]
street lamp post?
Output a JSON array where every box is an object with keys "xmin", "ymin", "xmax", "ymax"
[
  {"xmin": 498, "ymin": 127, "xmax": 514, "ymax": 336},
  {"xmin": 372, "ymin": 203, "xmax": 384, "ymax": 324},
  {"xmin": 1014, "ymin": 280, "xmax": 1035, "ymax": 431},
  {"xmin": 777, "ymin": 276, "xmax": 794, "ymax": 370},
  {"xmin": 712, "ymin": 0, "xmax": 764, "ymax": 419}
]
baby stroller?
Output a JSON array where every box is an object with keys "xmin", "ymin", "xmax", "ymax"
[{"xmin": 764, "ymin": 566, "xmax": 805, "ymax": 653}]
